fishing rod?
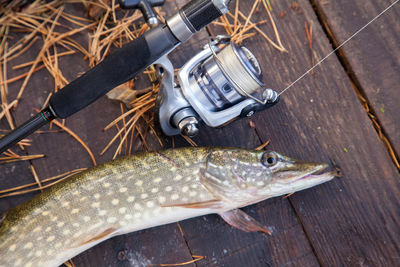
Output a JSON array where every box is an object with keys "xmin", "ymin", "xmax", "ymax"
[
  {"xmin": 0, "ymin": 0, "xmax": 232, "ymax": 153},
  {"xmin": 0, "ymin": 0, "xmax": 398, "ymax": 153}
]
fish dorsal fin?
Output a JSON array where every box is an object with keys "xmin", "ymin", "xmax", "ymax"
[
  {"xmin": 161, "ymin": 199, "xmax": 224, "ymax": 209},
  {"xmin": 74, "ymin": 228, "xmax": 117, "ymax": 248}
]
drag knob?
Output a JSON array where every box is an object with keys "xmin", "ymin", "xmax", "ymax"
[{"xmin": 178, "ymin": 117, "xmax": 199, "ymax": 137}]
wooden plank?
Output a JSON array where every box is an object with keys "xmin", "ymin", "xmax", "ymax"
[
  {"xmin": 232, "ymin": 0, "xmax": 400, "ymax": 265},
  {"xmin": 3, "ymin": 0, "xmax": 399, "ymax": 266},
  {"xmin": 0, "ymin": 149, "xmax": 34, "ymax": 214},
  {"xmin": 312, "ymin": 0, "xmax": 400, "ymax": 162}
]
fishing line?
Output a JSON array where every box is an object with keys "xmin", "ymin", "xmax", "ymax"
[{"xmin": 278, "ymin": 0, "xmax": 399, "ymax": 96}]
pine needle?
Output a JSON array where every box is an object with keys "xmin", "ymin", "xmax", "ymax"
[
  {"xmin": 16, "ymin": 7, "xmax": 63, "ymax": 103},
  {"xmin": 182, "ymin": 135, "xmax": 197, "ymax": 147},
  {"xmin": 63, "ymin": 259, "xmax": 76, "ymax": 267},
  {"xmin": 30, "ymin": 164, "xmax": 43, "ymax": 191},
  {"xmin": 215, "ymin": 1, "xmax": 287, "ymax": 52},
  {"xmin": 0, "ymin": 153, "xmax": 44, "ymax": 164},
  {"xmin": 0, "ymin": 100, "xmax": 16, "ymax": 121},
  {"xmin": 147, "ymin": 255, "xmax": 205, "ymax": 267},
  {"xmin": 12, "ymin": 50, "xmax": 75, "ymax": 70},
  {"xmin": 255, "ymin": 140, "xmax": 270, "ymax": 150},
  {"xmin": 51, "ymin": 118, "xmax": 97, "ymax": 166},
  {"xmin": 0, "ymin": 168, "xmax": 85, "ymax": 198},
  {"xmin": 0, "ymin": 168, "xmax": 85, "ymax": 195},
  {"xmin": 32, "ymin": 107, "xmax": 97, "ymax": 166},
  {"xmin": 304, "ymin": 20, "xmax": 314, "ymax": 72}
]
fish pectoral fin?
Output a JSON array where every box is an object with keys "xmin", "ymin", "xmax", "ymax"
[
  {"xmin": 161, "ymin": 199, "xmax": 224, "ymax": 209},
  {"xmin": 74, "ymin": 228, "xmax": 117, "ymax": 248},
  {"xmin": 219, "ymin": 209, "xmax": 272, "ymax": 235}
]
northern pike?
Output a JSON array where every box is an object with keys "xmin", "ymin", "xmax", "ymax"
[{"xmin": 0, "ymin": 147, "xmax": 338, "ymax": 267}]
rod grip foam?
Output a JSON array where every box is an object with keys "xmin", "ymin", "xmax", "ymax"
[{"xmin": 50, "ymin": 36, "xmax": 151, "ymax": 118}]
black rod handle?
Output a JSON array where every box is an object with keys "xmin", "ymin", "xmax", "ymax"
[
  {"xmin": 49, "ymin": 24, "xmax": 179, "ymax": 119},
  {"xmin": 0, "ymin": 107, "xmax": 55, "ymax": 154}
]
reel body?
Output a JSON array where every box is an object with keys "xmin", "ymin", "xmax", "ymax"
[{"xmin": 155, "ymin": 37, "xmax": 279, "ymax": 137}]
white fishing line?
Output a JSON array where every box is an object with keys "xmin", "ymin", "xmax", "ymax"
[{"xmin": 279, "ymin": 0, "xmax": 399, "ymax": 96}]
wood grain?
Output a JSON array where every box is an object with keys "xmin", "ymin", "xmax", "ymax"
[
  {"xmin": 1, "ymin": 0, "xmax": 400, "ymax": 266},
  {"xmin": 0, "ymin": 148, "xmax": 34, "ymax": 213},
  {"xmin": 238, "ymin": 0, "xmax": 400, "ymax": 265},
  {"xmin": 312, "ymin": 0, "xmax": 400, "ymax": 163}
]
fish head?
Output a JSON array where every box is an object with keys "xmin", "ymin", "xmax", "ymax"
[
  {"xmin": 256, "ymin": 151, "xmax": 337, "ymax": 196},
  {"xmin": 202, "ymin": 149, "xmax": 338, "ymax": 206}
]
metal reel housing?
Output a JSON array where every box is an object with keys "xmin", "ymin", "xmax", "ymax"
[{"xmin": 155, "ymin": 40, "xmax": 279, "ymax": 137}]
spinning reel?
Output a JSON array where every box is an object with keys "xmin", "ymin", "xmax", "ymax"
[
  {"xmin": 154, "ymin": 36, "xmax": 280, "ymax": 137},
  {"xmin": 0, "ymin": 0, "xmax": 280, "ymax": 153}
]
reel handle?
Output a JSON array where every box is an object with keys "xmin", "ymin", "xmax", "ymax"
[{"xmin": 119, "ymin": 0, "xmax": 165, "ymax": 25}]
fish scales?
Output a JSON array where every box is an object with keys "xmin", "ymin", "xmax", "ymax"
[
  {"xmin": 0, "ymin": 148, "xmax": 214, "ymax": 266},
  {"xmin": 0, "ymin": 147, "xmax": 337, "ymax": 267}
]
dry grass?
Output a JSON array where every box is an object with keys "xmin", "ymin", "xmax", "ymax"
[
  {"xmin": 0, "ymin": 0, "xmax": 145, "ymax": 191},
  {"xmin": 102, "ymin": 81, "xmax": 163, "ymax": 159},
  {"xmin": 213, "ymin": 0, "xmax": 287, "ymax": 52},
  {"xmin": 0, "ymin": 168, "xmax": 85, "ymax": 198},
  {"xmin": 147, "ymin": 255, "xmax": 205, "ymax": 267},
  {"xmin": 0, "ymin": 151, "xmax": 44, "ymax": 164}
]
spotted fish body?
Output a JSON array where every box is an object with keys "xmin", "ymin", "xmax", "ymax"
[{"xmin": 0, "ymin": 147, "xmax": 337, "ymax": 267}]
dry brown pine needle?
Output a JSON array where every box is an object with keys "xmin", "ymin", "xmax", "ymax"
[
  {"xmin": 214, "ymin": 0, "xmax": 287, "ymax": 52},
  {"xmin": 0, "ymin": 168, "xmax": 85, "ymax": 198},
  {"xmin": 147, "ymin": 255, "xmax": 205, "ymax": 267},
  {"xmin": 255, "ymin": 140, "xmax": 270, "ymax": 151},
  {"xmin": 0, "ymin": 153, "xmax": 44, "ymax": 164}
]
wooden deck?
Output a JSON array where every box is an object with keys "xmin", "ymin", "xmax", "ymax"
[{"xmin": 1, "ymin": 0, "xmax": 399, "ymax": 266}]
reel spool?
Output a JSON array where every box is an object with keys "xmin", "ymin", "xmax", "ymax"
[{"xmin": 155, "ymin": 36, "xmax": 279, "ymax": 137}]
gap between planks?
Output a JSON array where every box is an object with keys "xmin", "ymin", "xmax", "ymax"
[
  {"xmin": 310, "ymin": 0, "xmax": 400, "ymax": 171},
  {"xmin": 287, "ymin": 197, "xmax": 324, "ymax": 266}
]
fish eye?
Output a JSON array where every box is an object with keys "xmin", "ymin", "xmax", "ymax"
[{"xmin": 262, "ymin": 152, "xmax": 278, "ymax": 167}]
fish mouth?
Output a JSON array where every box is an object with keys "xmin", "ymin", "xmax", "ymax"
[
  {"xmin": 267, "ymin": 152, "xmax": 342, "ymax": 196},
  {"xmin": 291, "ymin": 163, "xmax": 341, "ymax": 186},
  {"xmin": 297, "ymin": 164, "xmax": 329, "ymax": 181}
]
